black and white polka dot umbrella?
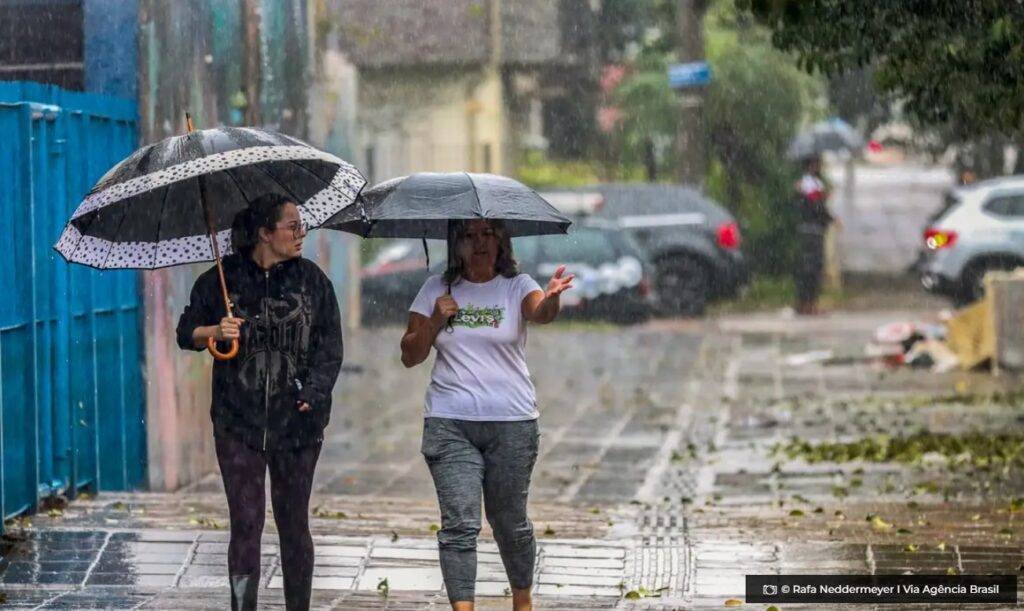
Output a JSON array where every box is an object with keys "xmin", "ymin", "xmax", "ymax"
[
  {"xmin": 54, "ymin": 125, "xmax": 366, "ymax": 270},
  {"xmin": 54, "ymin": 122, "xmax": 365, "ymax": 360}
]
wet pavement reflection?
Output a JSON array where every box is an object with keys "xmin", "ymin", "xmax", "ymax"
[{"xmin": 4, "ymin": 316, "xmax": 1024, "ymax": 608}]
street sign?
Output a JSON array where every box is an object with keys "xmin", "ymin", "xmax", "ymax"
[{"xmin": 668, "ymin": 61, "xmax": 711, "ymax": 90}]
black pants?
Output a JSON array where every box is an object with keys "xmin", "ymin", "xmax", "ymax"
[
  {"xmin": 795, "ymin": 228, "xmax": 826, "ymax": 304},
  {"xmin": 215, "ymin": 435, "xmax": 321, "ymax": 611}
]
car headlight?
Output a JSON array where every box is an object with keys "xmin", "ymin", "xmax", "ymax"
[{"xmin": 618, "ymin": 256, "xmax": 643, "ymax": 287}]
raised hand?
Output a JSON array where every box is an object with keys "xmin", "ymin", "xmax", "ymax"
[{"xmin": 545, "ymin": 265, "xmax": 575, "ymax": 299}]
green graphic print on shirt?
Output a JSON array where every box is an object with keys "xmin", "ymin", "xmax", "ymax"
[{"xmin": 453, "ymin": 304, "xmax": 505, "ymax": 329}]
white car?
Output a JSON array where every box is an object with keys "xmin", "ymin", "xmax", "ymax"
[{"xmin": 919, "ymin": 175, "xmax": 1024, "ymax": 305}]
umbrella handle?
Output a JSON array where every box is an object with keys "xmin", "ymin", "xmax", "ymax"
[
  {"xmin": 444, "ymin": 281, "xmax": 455, "ymax": 333},
  {"xmin": 207, "ymin": 337, "xmax": 239, "ymax": 360},
  {"xmin": 195, "ymin": 165, "xmax": 241, "ymax": 362}
]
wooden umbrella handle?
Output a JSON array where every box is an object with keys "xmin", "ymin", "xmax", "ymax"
[
  {"xmin": 204, "ymin": 256, "xmax": 238, "ymax": 361},
  {"xmin": 207, "ymin": 337, "xmax": 239, "ymax": 360},
  {"xmin": 191, "ymin": 143, "xmax": 240, "ymax": 362}
]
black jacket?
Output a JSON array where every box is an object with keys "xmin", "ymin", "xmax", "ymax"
[
  {"xmin": 796, "ymin": 173, "xmax": 834, "ymax": 231},
  {"xmin": 176, "ymin": 254, "xmax": 343, "ymax": 451}
]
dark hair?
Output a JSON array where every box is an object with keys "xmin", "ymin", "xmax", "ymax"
[
  {"xmin": 231, "ymin": 193, "xmax": 294, "ymax": 256},
  {"xmin": 443, "ymin": 219, "xmax": 518, "ymax": 285}
]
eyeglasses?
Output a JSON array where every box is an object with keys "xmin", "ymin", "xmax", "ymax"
[{"xmin": 274, "ymin": 221, "xmax": 305, "ymax": 238}]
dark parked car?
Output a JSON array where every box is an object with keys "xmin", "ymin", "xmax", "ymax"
[
  {"xmin": 542, "ymin": 184, "xmax": 748, "ymax": 316},
  {"xmin": 360, "ymin": 221, "xmax": 656, "ymax": 325}
]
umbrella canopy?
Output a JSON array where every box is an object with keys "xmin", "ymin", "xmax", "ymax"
[
  {"xmin": 54, "ymin": 126, "xmax": 365, "ymax": 269},
  {"xmin": 324, "ymin": 172, "xmax": 571, "ymax": 239},
  {"xmin": 786, "ymin": 118, "xmax": 864, "ymax": 160}
]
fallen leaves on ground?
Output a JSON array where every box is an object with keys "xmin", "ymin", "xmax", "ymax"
[
  {"xmin": 777, "ymin": 431, "xmax": 1024, "ymax": 470},
  {"xmin": 187, "ymin": 516, "xmax": 224, "ymax": 529},
  {"xmin": 312, "ymin": 506, "xmax": 347, "ymax": 519},
  {"xmin": 870, "ymin": 515, "xmax": 893, "ymax": 532}
]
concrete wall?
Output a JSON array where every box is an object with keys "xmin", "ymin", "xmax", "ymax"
[
  {"xmin": 138, "ymin": 0, "xmax": 358, "ymax": 491},
  {"xmin": 356, "ymin": 66, "xmax": 508, "ymax": 179},
  {"xmin": 826, "ymin": 162, "xmax": 955, "ymax": 275},
  {"xmin": 306, "ymin": 33, "xmax": 363, "ymax": 327}
]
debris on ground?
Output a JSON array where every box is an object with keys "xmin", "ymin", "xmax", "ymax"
[
  {"xmin": 813, "ymin": 306, "xmax": 993, "ymax": 374},
  {"xmin": 945, "ymin": 297, "xmax": 994, "ymax": 370},
  {"xmin": 786, "ymin": 318, "xmax": 970, "ymax": 373},
  {"xmin": 904, "ymin": 340, "xmax": 959, "ymax": 372}
]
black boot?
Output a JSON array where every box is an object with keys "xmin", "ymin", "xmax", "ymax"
[
  {"xmin": 283, "ymin": 572, "xmax": 313, "ymax": 611},
  {"xmin": 229, "ymin": 574, "xmax": 259, "ymax": 611}
]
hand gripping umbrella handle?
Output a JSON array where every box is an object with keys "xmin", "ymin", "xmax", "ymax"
[
  {"xmin": 207, "ymin": 337, "xmax": 239, "ymax": 360},
  {"xmin": 188, "ymin": 133, "xmax": 240, "ymax": 362},
  {"xmin": 203, "ymin": 259, "xmax": 240, "ymax": 361},
  {"xmin": 203, "ymin": 235, "xmax": 239, "ymax": 361}
]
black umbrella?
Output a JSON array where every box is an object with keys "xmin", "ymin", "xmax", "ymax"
[
  {"xmin": 54, "ymin": 117, "xmax": 365, "ymax": 359},
  {"xmin": 787, "ymin": 118, "xmax": 864, "ymax": 160},
  {"xmin": 325, "ymin": 171, "xmax": 571, "ymax": 331},
  {"xmin": 324, "ymin": 172, "xmax": 571, "ymax": 239}
]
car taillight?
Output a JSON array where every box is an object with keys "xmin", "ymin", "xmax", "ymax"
[
  {"xmin": 637, "ymin": 275, "xmax": 651, "ymax": 297},
  {"xmin": 924, "ymin": 228, "xmax": 957, "ymax": 250},
  {"xmin": 717, "ymin": 222, "xmax": 740, "ymax": 250}
]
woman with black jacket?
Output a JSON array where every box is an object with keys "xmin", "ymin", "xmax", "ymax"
[{"xmin": 176, "ymin": 193, "xmax": 343, "ymax": 611}]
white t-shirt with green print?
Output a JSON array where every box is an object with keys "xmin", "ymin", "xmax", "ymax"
[{"xmin": 410, "ymin": 273, "xmax": 543, "ymax": 421}]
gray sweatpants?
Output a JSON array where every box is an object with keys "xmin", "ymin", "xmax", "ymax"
[{"xmin": 421, "ymin": 417, "xmax": 540, "ymax": 603}]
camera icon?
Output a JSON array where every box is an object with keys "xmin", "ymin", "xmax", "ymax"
[{"xmin": 762, "ymin": 585, "xmax": 778, "ymax": 596}]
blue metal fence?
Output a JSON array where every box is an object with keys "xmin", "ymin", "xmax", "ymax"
[{"xmin": 0, "ymin": 81, "xmax": 145, "ymax": 528}]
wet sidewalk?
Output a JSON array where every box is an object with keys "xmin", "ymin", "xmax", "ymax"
[
  {"xmin": 3, "ymin": 313, "xmax": 1024, "ymax": 608},
  {"xmin": 2, "ymin": 324, "xmax": 703, "ymax": 609},
  {"xmin": 682, "ymin": 312, "xmax": 1024, "ymax": 609},
  {"xmin": 0, "ymin": 528, "xmax": 633, "ymax": 608}
]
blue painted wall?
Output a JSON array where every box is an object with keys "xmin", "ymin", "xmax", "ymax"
[{"xmin": 0, "ymin": 82, "xmax": 144, "ymax": 529}]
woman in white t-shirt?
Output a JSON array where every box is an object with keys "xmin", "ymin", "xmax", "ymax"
[{"xmin": 401, "ymin": 218, "xmax": 573, "ymax": 611}]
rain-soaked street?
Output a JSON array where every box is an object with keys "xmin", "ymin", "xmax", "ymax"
[
  {"xmin": 5, "ymin": 288, "xmax": 1024, "ymax": 608},
  {"xmin": 7, "ymin": 1, "xmax": 1024, "ymax": 609}
]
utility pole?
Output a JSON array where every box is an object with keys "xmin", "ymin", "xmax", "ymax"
[
  {"xmin": 241, "ymin": 0, "xmax": 262, "ymax": 126},
  {"xmin": 674, "ymin": 0, "xmax": 708, "ymax": 186}
]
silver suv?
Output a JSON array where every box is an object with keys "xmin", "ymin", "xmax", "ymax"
[{"xmin": 920, "ymin": 175, "xmax": 1024, "ymax": 305}]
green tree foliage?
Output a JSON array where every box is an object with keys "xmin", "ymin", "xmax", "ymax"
[
  {"xmin": 827, "ymin": 65, "xmax": 891, "ymax": 135},
  {"xmin": 611, "ymin": 51, "xmax": 680, "ymax": 177},
  {"xmin": 606, "ymin": 2, "xmax": 821, "ymax": 274},
  {"xmin": 596, "ymin": 0, "xmax": 677, "ymax": 61},
  {"xmin": 703, "ymin": 5, "xmax": 822, "ymax": 274},
  {"xmin": 740, "ymin": 0, "xmax": 1024, "ymax": 136}
]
